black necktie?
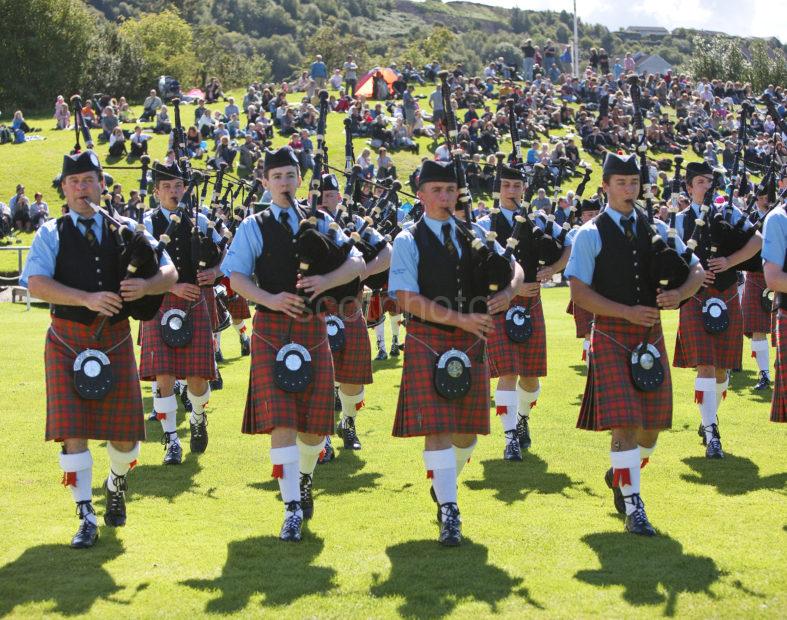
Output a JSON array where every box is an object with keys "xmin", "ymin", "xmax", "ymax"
[
  {"xmin": 442, "ymin": 223, "xmax": 458, "ymax": 260},
  {"xmin": 78, "ymin": 217, "xmax": 98, "ymax": 249},
  {"xmin": 278, "ymin": 210, "xmax": 291, "ymax": 235},
  {"xmin": 621, "ymin": 216, "xmax": 635, "ymax": 244}
]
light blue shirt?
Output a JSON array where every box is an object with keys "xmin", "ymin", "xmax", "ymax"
[
  {"xmin": 565, "ymin": 205, "xmax": 698, "ymax": 286},
  {"xmin": 21, "ymin": 210, "xmax": 171, "ymax": 287},
  {"xmin": 476, "ymin": 206, "xmax": 566, "ymax": 241},
  {"xmin": 328, "ymin": 210, "xmax": 386, "ymax": 247},
  {"xmin": 674, "ymin": 202, "xmax": 752, "ymax": 241},
  {"xmin": 388, "ymin": 214, "xmax": 505, "ymax": 298},
  {"xmin": 221, "ymin": 202, "xmax": 361, "ymax": 278},
  {"xmin": 762, "ymin": 206, "xmax": 787, "ymax": 267},
  {"xmin": 143, "ymin": 206, "xmax": 223, "ymax": 245}
]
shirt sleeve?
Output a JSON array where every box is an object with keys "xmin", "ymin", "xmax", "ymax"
[
  {"xmin": 728, "ymin": 205, "xmax": 753, "ymax": 231},
  {"xmin": 388, "ymin": 231, "xmax": 420, "ymax": 298},
  {"xmin": 563, "ymin": 224, "xmax": 601, "ymax": 285},
  {"xmin": 19, "ymin": 221, "xmax": 59, "ymax": 287},
  {"xmin": 762, "ymin": 209, "xmax": 787, "ymax": 266},
  {"xmin": 318, "ymin": 213, "xmax": 363, "ymax": 259},
  {"xmin": 220, "ymin": 216, "xmax": 262, "ymax": 278},
  {"xmin": 654, "ymin": 219, "xmax": 699, "ymax": 267}
]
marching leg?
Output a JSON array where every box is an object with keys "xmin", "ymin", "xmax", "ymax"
[
  {"xmin": 187, "ymin": 383, "xmax": 210, "ymax": 454},
  {"xmin": 60, "ymin": 447, "xmax": 98, "ymax": 548},
  {"xmin": 270, "ymin": 443, "xmax": 303, "ymax": 542},
  {"xmin": 695, "ymin": 376, "xmax": 723, "ymax": 458},
  {"xmin": 516, "ymin": 381, "xmax": 540, "ymax": 450},
  {"xmin": 104, "ymin": 442, "xmax": 139, "ymax": 527},
  {"xmin": 424, "ymin": 446, "xmax": 461, "ymax": 546},
  {"xmin": 297, "ymin": 435, "xmax": 326, "ymax": 520},
  {"xmin": 495, "ymin": 387, "xmax": 521, "ymax": 461}
]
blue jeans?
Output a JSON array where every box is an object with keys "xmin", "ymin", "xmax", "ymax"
[{"xmin": 523, "ymin": 57, "xmax": 535, "ymax": 81}]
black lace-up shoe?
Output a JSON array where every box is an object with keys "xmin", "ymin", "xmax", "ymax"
[
  {"xmin": 438, "ymin": 503, "xmax": 462, "ymax": 546},
  {"xmin": 624, "ymin": 494, "xmax": 656, "ymax": 536},
  {"xmin": 71, "ymin": 501, "xmax": 99, "ymax": 548},
  {"xmin": 279, "ymin": 501, "xmax": 303, "ymax": 542},
  {"xmin": 504, "ymin": 430, "xmax": 522, "ymax": 461},
  {"xmin": 162, "ymin": 432, "xmax": 182, "ymax": 465},
  {"xmin": 190, "ymin": 415, "xmax": 208, "ymax": 453},
  {"xmin": 604, "ymin": 468, "xmax": 626, "ymax": 515},
  {"xmin": 104, "ymin": 475, "xmax": 127, "ymax": 527},
  {"xmin": 300, "ymin": 474, "xmax": 314, "ymax": 520}
]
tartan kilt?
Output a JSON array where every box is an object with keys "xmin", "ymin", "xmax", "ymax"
[
  {"xmin": 45, "ymin": 316, "xmax": 145, "ymax": 442},
  {"xmin": 566, "ymin": 300, "xmax": 594, "ymax": 338},
  {"xmin": 204, "ymin": 284, "xmax": 220, "ymax": 332},
  {"xmin": 487, "ymin": 295, "xmax": 547, "ymax": 378},
  {"xmin": 393, "ymin": 320, "xmax": 490, "ymax": 437},
  {"xmin": 139, "ymin": 291, "xmax": 216, "ymax": 381},
  {"xmin": 220, "ymin": 276, "xmax": 251, "ymax": 320},
  {"xmin": 673, "ymin": 285, "xmax": 743, "ymax": 370},
  {"xmin": 771, "ymin": 310, "xmax": 787, "ymax": 423},
  {"xmin": 742, "ymin": 271, "xmax": 771, "ymax": 337},
  {"xmin": 325, "ymin": 298, "xmax": 373, "ymax": 385},
  {"xmin": 577, "ymin": 316, "xmax": 672, "ymax": 431},
  {"xmin": 242, "ymin": 311, "xmax": 335, "ymax": 435}
]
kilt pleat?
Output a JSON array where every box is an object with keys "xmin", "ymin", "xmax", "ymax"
[
  {"xmin": 771, "ymin": 310, "xmax": 787, "ymax": 423},
  {"xmin": 45, "ymin": 316, "xmax": 145, "ymax": 442},
  {"xmin": 242, "ymin": 311, "xmax": 335, "ymax": 435},
  {"xmin": 673, "ymin": 285, "xmax": 743, "ymax": 370},
  {"xmin": 204, "ymin": 284, "xmax": 220, "ymax": 332},
  {"xmin": 577, "ymin": 316, "xmax": 672, "ymax": 431},
  {"xmin": 327, "ymin": 300, "xmax": 373, "ymax": 385},
  {"xmin": 393, "ymin": 320, "xmax": 490, "ymax": 437},
  {"xmin": 220, "ymin": 276, "xmax": 251, "ymax": 320},
  {"xmin": 566, "ymin": 300, "xmax": 594, "ymax": 338},
  {"xmin": 139, "ymin": 291, "xmax": 216, "ymax": 381},
  {"xmin": 742, "ymin": 272, "xmax": 772, "ymax": 337},
  {"xmin": 488, "ymin": 295, "xmax": 547, "ymax": 378}
]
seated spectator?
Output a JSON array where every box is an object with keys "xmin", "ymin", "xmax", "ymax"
[
  {"xmin": 154, "ymin": 105, "xmax": 172, "ymax": 134},
  {"xmin": 139, "ymin": 89, "xmax": 162, "ymax": 122},
  {"xmin": 129, "ymin": 126, "xmax": 151, "ymax": 158},
  {"xmin": 376, "ymin": 147, "xmax": 397, "ymax": 179},
  {"xmin": 224, "ymin": 97, "xmax": 240, "ymax": 120},
  {"xmin": 411, "ymin": 110, "xmax": 434, "ymax": 139},
  {"xmin": 356, "ymin": 148, "xmax": 375, "ymax": 177},
  {"xmin": 12, "ymin": 195, "xmax": 31, "ymax": 233},
  {"xmin": 237, "ymin": 134, "xmax": 261, "ymax": 179},
  {"xmin": 118, "ymin": 102, "xmax": 136, "ymax": 124},
  {"xmin": 100, "ymin": 107, "xmax": 119, "ymax": 141},
  {"xmin": 54, "ymin": 101, "xmax": 70, "ymax": 130},
  {"xmin": 108, "ymin": 126, "xmax": 127, "ymax": 157},
  {"xmin": 29, "ymin": 193, "xmax": 49, "ymax": 229},
  {"xmin": 205, "ymin": 77, "xmax": 224, "ymax": 103},
  {"xmin": 531, "ymin": 188, "xmax": 552, "ymax": 212},
  {"xmin": 12, "ymin": 111, "xmax": 34, "ymax": 137},
  {"xmin": 215, "ymin": 136, "xmax": 237, "ymax": 169},
  {"xmin": 391, "ymin": 117, "xmax": 418, "ymax": 153},
  {"xmin": 198, "ymin": 108, "xmax": 215, "ymax": 138},
  {"xmin": 329, "ymin": 69, "xmax": 343, "ymax": 90},
  {"xmin": 185, "ymin": 126, "xmax": 204, "ymax": 158}
]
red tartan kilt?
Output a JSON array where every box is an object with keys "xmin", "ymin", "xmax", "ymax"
[
  {"xmin": 771, "ymin": 310, "xmax": 787, "ymax": 423},
  {"xmin": 577, "ymin": 316, "xmax": 672, "ymax": 431},
  {"xmin": 487, "ymin": 295, "xmax": 547, "ymax": 378},
  {"xmin": 673, "ymin": 285, "xmax": 743, "ymax": 370},
  {"xmin": 139, "ymin": 291, "xmax": 216, "ymax": 381},
  {"xmin": 243, "ymin": 311, "xmax": 335, "ymax": 435},
  {"xmin": 325, "ymin": 300, "xmax": 373, "ymax": 385},
  {"xmin": 566, "ymin": 300, "xmax": 594, "ymax": 338},
  {"xmin": 204, "ymin": 284, "xmax": 220, "ymax": 332},
  {"xmin": 393, "ymin": 320, "xmax": 490, "ymax": 437},
  {"xmin": 220, "ymin": 276, "xmax": 251, "ymax": 320},
  {"xmin": 45, "ymin": 316, "xmax": 145, "ymax": 442},
  {"xmin": 365, "ymin": 288, "xmax": 399, "ymax": 328},
  {"xmin": 742, "ymin": 272, "xmax": 771, "ymax": 336}
]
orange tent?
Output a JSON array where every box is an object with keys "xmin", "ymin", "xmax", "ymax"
[{"xmin": 355, "ymin": 67, "xmax": 399, "ymax": 99}]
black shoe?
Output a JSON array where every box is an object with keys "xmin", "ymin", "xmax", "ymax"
[
  {"xmin": 334, "ymin": 387, "xmax": 342, "ymax": 412},
  {"xmin": 339, "ymin": 416, "xmax": 362, "ymax": 450},
  {"xmin": 503, "ymin": 430, "xmax": 523, "ymax": 461},
  {"xmin": 210, "ymin": 368, "xmax": 223, "ymax": 391},
  {"xmin": 178, "ymin": 384, "xmax": 193, "ymax": 413},
  {"xmin": 300, "ymin": 474, "xmax": 314, "ymax": 520},
  {"xmin": 240, "ymin": 334, "xmax": 251, "ymax": 356},
  {"xmin": 517, "ymin": 414, "xmax": 532, "ymax": 450},
  {"xmin": 390, "ymin": 337, "xmax": 400, "ymax": 357},
  {"xmin": 279, "ymin": 501, "xmax": 303, "ymax": 542},
  {"xmin": 104, "ymin": 474, "xmax": 127, "ymax": 527},
  {"xmin": 375, "ymin": 347, "xmax": 388, "ymax": 361},
  {"xmin": 705, "ymin": 424, "xmax": 724, "ymax": 459},
  {"xmin": 162, "ymin": 432, "xmax": 182, "ymax": 465},
  {"xmin": 438, "ymin": 503, "xmax": 462, "ymax": 546},
  {"xmin": 318, "ymin": 436, "xmax": 335, "ymax": 464},
  {"xmin": 754, "ymin": 371, "xmax": 771, "ymax": 391},
  {"xmin": 624, "ymin": 494, "xmax": 656, "ymax": 536},
  {"xmin": 698, "ymin": 423, "xmax": 708, "ymax": 446},
  {"xmin": 215, "ymin": 348, "xmax": 224, "ymax": 363},
  {"xmin": 190, "ymin": 415, "xmax": 209, "ymax": 453},
  {"xmin": 71, "ymin": 502, "xmax": 99, "ymax": 548},
  {"xmin": 604, "ymin": 468, "xmax": 626, "ymax": 515}
]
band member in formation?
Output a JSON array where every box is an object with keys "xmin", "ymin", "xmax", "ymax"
[
  {"xmin": 477, "ymin": 165, "xmax": 569, "ymax": 460},
  {"xmin": 218, "ymin": 275, "xmax": 252, "ymax": 357},
  {"xmin": 566, "ymin": 197, "xmax": 602, "ymax": 365},
  {"xmin": 21, "ymin": 151, "xmax": 177, "ymax": 547},
  {"xmin": 762, "ymin": 193, "xmax": 787, "ymax": 423},
  {"xmin": 388, "ymin": 160, "xmax": 523, "ymax": 546},
  {"xmin": 317, "ymin": 173, "xmax": 391, "ymax": 458},
  {"xmin": 222, "ymin": 147, "xmax": 365, "ymax": 542},
  {"xmin": 566, "ymin": 153, "xmax": 704, "ymax": 536},
  {"xmin": 140, "ymin": 161, "xmax": 224, "ymax": 465},
  {"xmin": 741, "ymin": 186, "xmax": 774, "ymax": 390},
  {"xmin": 673, "ymin": 162, "xmax": 762, "ymax": 458}
]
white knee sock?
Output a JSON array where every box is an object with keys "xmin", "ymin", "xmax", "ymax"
[
  {"xmin": 715, "ymin": 378, "xmax": 728, "ymax": 413},
  {"xmin": 517, "ymin": 383, "xmax": 540, "ymax": 419},
  {"xmin": 107, "ymin": 442, "xmax": 140, "ymax": 491},
  {"xmin": 188, "ymin": 386, "xmax": 211, "ymax": 424},
  {"xmin": 215, "ymin": 331, "xmax": 222, "ymax": 350},
  {"xmin": 151, "ymin": 380, "xmax": 158, "ymax": 398},
  {"xmin": 454, "ymin": 439, "xmax": 477, "ymax": 477},
  {"xmin": 695, "ymin": 377, "xmax": 718, "ymax": 442},
  {"xmin": 390, "ymin": 314, "xmax": 403, "ymax": 340},
  {"xmin": 233, "ymin": 320, "xmax": 247, "ymax": 335},
  {"xmin": 270, "ymin": 445, "xmax": 300, "ymax": 505},
  {"xmin": 752, "ymin": 339, "xmax": 770, "ymax": 378},
  {"xmin": 639, "ymin": 443, "xmax": 656, "ymax": 468},
  {"xmin": 338, "ymin": 388, "xmax": 365, "ymax": 419},
  {"xmin": 610, "ymin": 448, "xmax": 641, "ymax": 515},
  {"xmin": 424, "ymin": 448, "xmax": 458, "ymax": 506},
  {"xmin": 155, "ymin": 394, "xmax": 179, "ymax": 444},
  {"xmin": 375, "ymin": 322, "xmax": 386, "ymax": 348},
  {"xmin": 297, "ymin": 436, "xmax": 326, "ymax": 477},
  {"xmin": 495, "ymin": 389, "xmax": 519, "ymax": 433},
  {"xmin": 582, "ymin": 338, "xmax": 590, "ymax": 364},
  {"xmin": 60, "ymin": 450, "xmax": 97, "ymax": 524}
]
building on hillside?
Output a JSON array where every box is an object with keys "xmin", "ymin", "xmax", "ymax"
[
  {"xmin": 635, "ymin": 54, "xmax": 673, "ymax": 76},
  {"xmin": 621, "ymin": 26, "xmax": 670, "ymax": 39}
]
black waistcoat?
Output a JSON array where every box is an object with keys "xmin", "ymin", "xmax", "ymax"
[
  {"xmin": 413, "ymin": 218, "xmax": 474, "ymax": 316},
  {"xmin": 591, "ymin": 208, "xmax": 658, "ymax": 307},
  {"xmin": 253, "ymin": 206, "xmax": 305, "ymax": 308},
  {"xmin": 51, "ymin": 215, "xmax": 124, "ymax": 325},
  {"xmin": 491, "ymin": 208, "xmax": 538, "ymax": 282},
  {"xmin": 681, "ymin": 205, "xmax": 737, "ymax": 291},
  {"xmin": 151, "ymin": 208, "xmax": 196, "ymax": 284}
]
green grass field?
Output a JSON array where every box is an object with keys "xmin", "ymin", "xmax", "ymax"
[{"xmin": 0, "ymin": 290, "xmax": 784, "ymax": 618}]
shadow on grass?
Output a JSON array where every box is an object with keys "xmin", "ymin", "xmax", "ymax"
[
  {"xmin": 681, "ymin": 454, "xmax": 787, "ymax": 496},
  {"xmin": 181, "ymin": 535, "xmax": 336, "ymax": 613},
  {"xmin": 575, "ymin": 532, "xmax": 724, "ymax": 616},
  {"xmin": 0, "ymin": 531, "xmax": 147, "ymax": 617},
  {"xmin": 465, "ymin": 452, "xmax": 597, "ymax": 505},
  {"xmin": 128, "ymin": 447, "xmax": 208, "ymax": 502},
  {"xmin": 370, "ymin": 537, "xmax": 542, "ymax": 617},
  {"xmin": 728, "ymin": 368, "xmax": 773, "ymax": 403}
]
